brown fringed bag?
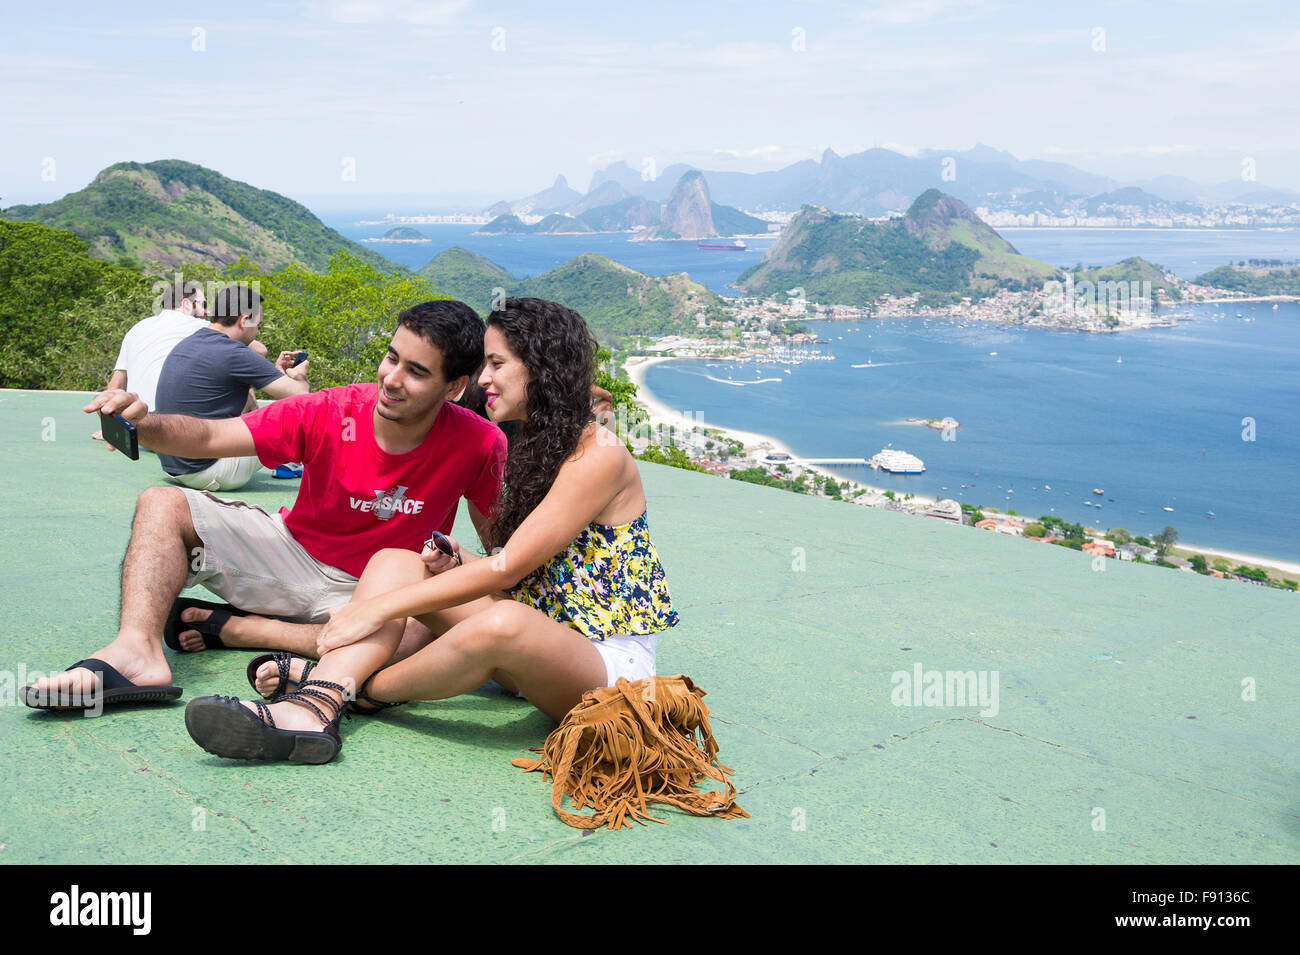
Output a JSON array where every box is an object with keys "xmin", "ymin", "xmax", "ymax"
[{"xmin": 512, "ymin": 674, "xmax": 748, "ymax": 830}]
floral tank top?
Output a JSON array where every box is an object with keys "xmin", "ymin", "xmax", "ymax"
[{"xmin": 508, "ymin": 509, "xmax": 679, "ymax": 641}]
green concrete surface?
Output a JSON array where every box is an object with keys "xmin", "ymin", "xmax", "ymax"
[{"xmin": 1, "ymin": 390, "xmax": 1296, "ymax": 864}]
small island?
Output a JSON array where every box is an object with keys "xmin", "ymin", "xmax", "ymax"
[
  {"xmin": 366, "ymin": 226, "xmax": 431, "ymax": 243},
  {"xmin": 906, "ymin": 417, "xmax": 961, "ymax": 431}
]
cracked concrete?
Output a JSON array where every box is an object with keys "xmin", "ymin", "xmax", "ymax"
[{"xmin": 1, "ymin": 390, "xmax": 1297, "ymax": 863}]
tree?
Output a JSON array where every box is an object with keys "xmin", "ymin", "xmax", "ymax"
[
  {"xmin": 1213, "ymin": 558, "xmax": 1232, "ymax": 572},
  {"xmin": 1188, "ymin": 554, "xmax": 1208, "ymax": 574},
  {"xmin": 1024, "ymin": 523, "xmax": 1047, "ymax": 538},
  {"xmin": 0, "ymin": 220, "xmax": 154, "ymax": 389},
  {"xmin": 1106, "ymin": 528, "xmax": 1133, "ymax": 545},
  {"xmin": 1232, "ymin": 565, "xmax": 1268, "ymax": 582},
  {"xmin": 245, "ymin": 251, "xmax": 447, "ymax": 389},
  {"xmin": 637, "ymin": 444, "xmax": 705, "ymax": 473},
  {"xmin": 594, "ymin": 346, "xmax": 645, "ymax": 437},
  {"xmin": 1152, "ymin": 526, "xmax": 1179, "ymax": 556}
]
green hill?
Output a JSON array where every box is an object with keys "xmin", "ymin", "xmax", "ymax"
[
  {"xmin": 417, "ymin": 246, "xmax": 515, "ymax": 313},
  {"xmin": 1195, "ymin": 263, "xmax": 1300, "ymax": 296},
  {"xmin": 1073, "ymin": 256, "xmax": 1182, "ymax": 300},
  {"xmin": 1, "ymin": 160, "xmax": 395, "ymax": 272},
  {"xmin": 380, "ymin": 226, "xmax": 428, "ymax": 241},
  {"xmin": 737, "ymin": 189, "xmax": 1058, "ymax": 306},
  {"xmin": 710, "ymin": 202, "xmax": 768, "ymax": 236},
  {"xmin": 420, "ymin": 248, "xmax": 722, "ymax": 344},
  {"xmin": 477, "ymin": 214, "xmax": 532, "ymax": 234}
]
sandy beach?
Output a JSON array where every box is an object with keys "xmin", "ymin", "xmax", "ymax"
[
  {"xmin": 623, "ymin": 359, "xmax": 1299, "ymax": 579},
  {"xmin": 624, "ymin": 355, "xmax": 943, "ymax": 508},
  {"xmin": 1173, "ymin": 544, "xmax": 1300, "ymax": 579}
]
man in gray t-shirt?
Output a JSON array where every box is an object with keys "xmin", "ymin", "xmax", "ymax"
[{"xmin": 155, "ymin": 284, "xmax": 309, "ymax": 491}]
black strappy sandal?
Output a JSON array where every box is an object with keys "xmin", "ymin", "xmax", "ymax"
[
  {"xmin": 245, "ymin": 652, "xmax": 316, "ymax": 700},
  {"xmin": 347, "ymin": 670, "xmax": 406, "ymax": 716},
  {"xmin": 184, "ymin": 679, "xmax": 348, "ymax": 764}
]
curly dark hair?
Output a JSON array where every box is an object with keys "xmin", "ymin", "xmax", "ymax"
[{"xmin": 483, "ymin": 298, "xmax": 597, "ymax": 552}]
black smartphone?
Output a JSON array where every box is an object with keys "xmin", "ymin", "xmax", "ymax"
[
  {"xmin": 291, "ymin": 351, "xmax": 308, "ymax": 367},
  {"xmin": 98, "ymin": 411, "xmax": 140, "ymax": 460}
]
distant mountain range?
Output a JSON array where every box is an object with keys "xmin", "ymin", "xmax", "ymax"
[
  {"xmin": 1, "ymin": 161, "xmax": 395, "ymax": 272},
  {"xmin": 737, "ymin": 189, "xmax": 1060, "ymax": 305},
  {"xmin": 489, "ymin": 143, "xmax": 1298, "ymax": 220},
  {"xmin": 418, "ymin": 247, "xmax": 722, "ymax": 344},
  {"xmin": 481, "ymin": 169, "xmax": 767, "ymax": 239}
]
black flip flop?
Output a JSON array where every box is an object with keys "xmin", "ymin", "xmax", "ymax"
[
  {"xmin": 164, "ymin": 598, "xmax": 247, "ymax": 652},
  {"xmin": 22, "ymin": 658, "xmax": 182, "ymax": 711}
]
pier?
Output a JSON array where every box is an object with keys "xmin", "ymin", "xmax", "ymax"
[{"xmin": 779, "ymin": 457, "xmax": 870, "ymax": 467}]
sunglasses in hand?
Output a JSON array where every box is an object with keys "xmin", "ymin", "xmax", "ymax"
[{"xmin": 424, "ymin": 530, "xmax": 462, "ymax": 566}]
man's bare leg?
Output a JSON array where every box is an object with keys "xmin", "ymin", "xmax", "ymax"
[
  {"xmin": 174, "ymin": 611, "xmax": 322, "ymax": 655},
  {"xmin": 33, "ymin": 486, "xmax": 196, "ymax": 696}
]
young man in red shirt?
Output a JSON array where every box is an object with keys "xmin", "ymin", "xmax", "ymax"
[{"xmin": 25, "ymin": 300, "xmax": 506, "ymax": 709}]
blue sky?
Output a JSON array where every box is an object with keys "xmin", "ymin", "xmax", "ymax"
[{"xmin": 3, "ymin": 0, "xmax": 1297, "ymax": 209}]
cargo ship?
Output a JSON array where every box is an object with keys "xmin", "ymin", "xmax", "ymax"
[{"xmin": 697, "ymin": 239, "xmax": 747, "ymax": 251}]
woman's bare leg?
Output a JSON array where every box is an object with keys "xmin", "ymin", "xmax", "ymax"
[
  {"xmin": 363, "ymin": 598, "xmax": 606, "ymax": 722},
  {"xmin": 238, "ymin": 549, "xmax": 429, "ymax": 731},
  {"xmin": 250, "ymin": 566, "xmax": 503, "ymax": 695}
]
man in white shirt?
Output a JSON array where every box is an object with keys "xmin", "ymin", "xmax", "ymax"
[{"xmin": 106, "ymin": 280, "xmax": 210, "ymax": 410}]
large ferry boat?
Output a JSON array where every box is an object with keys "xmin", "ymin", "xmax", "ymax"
[
  {"xmin": 869, "ymin": 449, "xmax": 926, "ymax": 474},
  {"xmin": 697, "ymin": 239, "xmax": 747, "ymax": 251}
]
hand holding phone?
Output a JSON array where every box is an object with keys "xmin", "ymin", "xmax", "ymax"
[{"xmin": 97, "ymin": 411, "xmax": 140, "ymax": 460}]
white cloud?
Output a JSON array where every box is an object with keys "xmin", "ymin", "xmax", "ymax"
[
  {"xmin": 712, "ymin": 145, "xmax": 786, "ymax": 161},
  {"xmin": 300, "ymin": 0, "xmax": 472, "ymax": 26},
  {"xmin": 858, "ymin": 0, "xmax": 991, "ymax": 26}
]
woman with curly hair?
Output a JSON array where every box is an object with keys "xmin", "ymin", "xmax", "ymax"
[{"xmin": 184, "ymin": 298, "xmax": 679, "ymax": 763}]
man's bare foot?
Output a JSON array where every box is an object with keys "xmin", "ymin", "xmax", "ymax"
[
  {"xmin": 31, "ymin": 638, "xmax": 171, "ymax": 698},
  {"xmin": 91, "ymin": 430, "xmax": 104, "ymax": 441},
  {"xmin": 176, "ymin": 606, "xmax": 262, "ymax": 652}
]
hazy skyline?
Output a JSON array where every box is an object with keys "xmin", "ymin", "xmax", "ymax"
[{"xmin": 4, "ymin": 0, "xmax": 1298, "ymax": 210}]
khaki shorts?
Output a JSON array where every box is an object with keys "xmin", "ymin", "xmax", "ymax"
[
  {"xmin": 169, "ymin": 455, "xmax": 262, "ymax": 493},
  {"xmin": 181, "ymin": 489, "xmax": 358, "ymax": 622}
]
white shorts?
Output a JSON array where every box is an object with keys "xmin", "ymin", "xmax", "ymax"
[{"xmin": 591, "ymin": 632, "xmax": 659, "ymax": 688}]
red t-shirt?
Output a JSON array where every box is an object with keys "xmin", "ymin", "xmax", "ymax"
[{"xmin": 243, "ymin": 383, "xmax": 506, "ymax": 578}]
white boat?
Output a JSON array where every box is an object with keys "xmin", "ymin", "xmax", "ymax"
[
  {"xmin": 989, "ymin": 351, "xmax": 998, "ymax": 356},
  {"xmin": 869, "ymin": 449, "xmax": 926, "ymax": 474},
  {"xmin": 1116, "ymin": 356, "xmax": 1123, "ymax": 363}
]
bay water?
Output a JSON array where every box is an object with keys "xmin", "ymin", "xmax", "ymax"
[{"xmin": 324, "ymin": 212, "xmax": 1299, "ymax": 562}]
